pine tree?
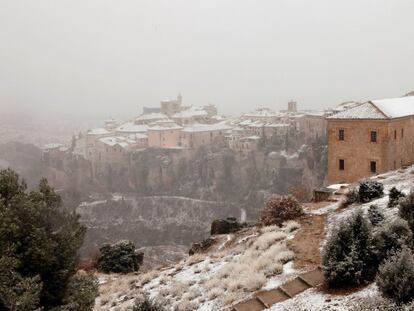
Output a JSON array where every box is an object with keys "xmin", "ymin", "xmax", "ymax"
[
  {"xmin": 373, "ymin": 218, "xmax": 412, "ymax": 265},
  {"xmin": 0, "ymin": 169, "xmax": 95, "ymax": 310},
  {"xmin": 376, "ymin": 247, "xmax": 414, "ymax": 305},
  {"xmin": 388, "ymin": 187, "xmax": 405, "ymax": 207},
  {"xmin": 399, "ymin": 191, "xmax": 414, "ymax": 233},
  {"xmin": 322, "ymin": 210, "xmax": 374, "ymax": 287},
  {"xmin": 368, "ymin": 204, "xmax": 384, "ymax": 226}
]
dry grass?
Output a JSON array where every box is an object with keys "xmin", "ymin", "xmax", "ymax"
[
  {"xmin": 139, "ymin": 270, "xmax": 160, "ymax": 286},
  {"xmin": 284, "ymin": 220, "xmax": 301, "ymax": 232},
  {"xmin": 186, "ymin": 253, "xmax": 205, "ymax": 266},
  {"xmin": 97, "ymin": 223, "xmax": 297, "ymax": 311},
  {"xmin": 253, "ymin": 231, "xmax": 287, "ymax": 251}
]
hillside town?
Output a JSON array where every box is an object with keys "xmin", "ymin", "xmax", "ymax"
[
  {"xmin": 43, "ymin": 94, "xmax": 327, "ymax": 177},
  {"xmin": 43, "ymin": 92, "xmax": 414, "ymax": 188}
]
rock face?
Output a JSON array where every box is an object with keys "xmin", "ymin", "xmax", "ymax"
[{"xmin": 77, "ymin": 195, "xmax": 239, "ymax": 266}]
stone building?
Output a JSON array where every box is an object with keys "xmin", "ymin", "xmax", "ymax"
[
  {"xmin": 147, "ymin": 121, "xmax": 183, "ymax": 148},
  {"xmin": 180, "ymin": 123, "xmax": 232, "ymax": 149},
  {"xmin": 327, "ymin": 97, "xmax": 414, "ymax": 183}
]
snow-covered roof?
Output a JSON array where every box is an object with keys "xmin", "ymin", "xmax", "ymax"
[
  {"xmin": 264, "ymin": 123, "xmax": 290, "ymax": 128},
  {"xmin": 147, "ymin": 122, "xmax": 183, "ymax": 131},
  {"xmin": 115, "ymin": 122, "xmax": 148, "ymax": 133},
  {"xmin": 182, "ymin": 123, "xmax": 233, "ymax": 133},
  {"xmin": 98, "ymin": 136, "xmax": 129, "ymax": 148},
  {"xmin": 43, "ymin": 143, "xmax": 63, "ymax": 150},
  {"xmin": 135, "ymin": 112, "xmax": 168, "ymax": 122},
  {"xmin": 326, "ymin": 102, "xmax": 386, "ymax": 120},
  {"xmin": 243, "ymin": 108, "xmax": 280, "ymax": 118},
  {"xmin": 87, "ymin": 128, "xmax": 111, "ymax": 135},
  {"xmin": 126, "ymin": 133, "xmax": 148, "ymax": 140},
  {"xmin": 172, "ymin": 108, "xmax": 208, "ymax": 118},
  {"xmin": 328, "ymin": 97, "xmax": 414, "ymax": 120},
  {"xmin": 371, "ymin": 96, "xmax": 414, "ymax": 119}
]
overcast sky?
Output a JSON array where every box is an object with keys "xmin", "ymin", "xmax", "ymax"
[{"xmin": 1, "ymin": 0, "xmax": 414, "ymax": 123}]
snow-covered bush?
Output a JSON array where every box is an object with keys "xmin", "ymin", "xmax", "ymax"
[
  {"xmin": 376, "ymin": 248, "xmax": 414, "ymax": 305},
  {"xmin": 388, "ymin": 187, "xmax": 405, "ymax": 207},
  {"xmin": 260, "ymin": 195, "xmax": 304, "ymax": 226},
  {"xmin": 133, "ymin": 295, "xmax": 165, "ymax": 311},
  {"xmin": 322, "ymin": 211, "xmax": 375, "ymax": 287},
  {"xmin": 373, "ymin": 218, "xmax": 412, "ymax": 264},
  {"xmin": 343, "ymin": 188, "xmax": 359, "ymax": 206},
  {"xmin": 399, "ymin": 191, "xmax": 414, "ymax": 233},
  {"xmin": 97, "ymin": 240, "xmax": 141, "ymax": 273},
  {"xmin": 358, "ymin": 180, "xmax": 384, "ymax": 203},
  {"xmin": 368, "ymin": 204, "xmax": 384, "ymax": 226}
]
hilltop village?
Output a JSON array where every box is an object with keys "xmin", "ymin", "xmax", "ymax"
[
  {"xmin": 42, "ymin": 93, "xmax": 414, "ymax": 192},
  {"xmin": 44, "ymin": 95, "xmax": 330, "ymax": 175}
]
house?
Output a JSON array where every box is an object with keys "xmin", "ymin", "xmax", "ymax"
[
  {"xmin": 147, "ymin": 121, "xmax": 183, "ymax": 148},
  {"xmin": 134, "ymin": 112, "xmax": 169, "ymax": 125},
  {"xmin": 241, "ymin": 108, "xmax": 280, "ymax": 123},
  {"xmin": 115, "ymin": 122, "xmax": 148, "ymax": 135},
  {"xmin": 327, "ymin": 96, "xmax": 414, "ymax": 183},
  {"xmin": 228, "ymin": 135, "xmax": 261, "ymax": 153},
  {"xmin": 180, "ymin": 123, "xmax": 233, "ymax": 149},
  {"xmin": 171, "ymin": 107, "xmax": 209, "ymax": 125},
  {"xmin": 263, "ymin": 123, "xmax": 290, "ymax": 140}
]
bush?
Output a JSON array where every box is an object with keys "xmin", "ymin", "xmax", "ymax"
[
  {"xmin": 372, "ymin": 218, "xmax": 412, "ymax": 265},
  {"xmin": 0, "ymin": 169, "xmax": 93, "ymax": 309},
  {"xmin": 97, "ymin": 240, "xmax": 142, "ymax": 273},
  {"xmin": 368, "ymin": 204, "xmax": 384, "ymax": 226},
  {"xmin": 211, "ymin": 217, "xmax": 240, "ymax": 235},
  {"xmin": 399, "ymin": 191, "xmax": 414, "ymax": 233},
  {"xmin": 133, "ymin": 296, "xmax": 165, "ymax": 311},
  {"xmin": 322, "ymin": 210, "xmax": 375, "ymax": 287},
  {"xmin": 259, "ymin": 195, "xmax": 304, "ymax": 226},
  {"xmin": 344, "ymin": 188, "xmax": 359, "ymax": 206},
  {"xmin": 376, "ymin": 248, "xmax": 414, "ymax": 305},
  {"xmin": 358, "ymin": 180, "xmax": 384, "ymax": 203},
  {"xmin": 388, "ymin": 187, "xmax": 405, "ymax": 208}
]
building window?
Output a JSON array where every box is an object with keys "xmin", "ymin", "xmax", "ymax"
[
  {"xmin": 394, "ymin": 130, "xmax": 397, "ymax": 140},
  {"xmin": 401, "ymin": 128, "xmax": 404, "ymax": 138},
  {"xmin": 394, "ymin": 161, "xmax": 396, "ymax": 170},
  {"xmin": 338, "ymin": 129, "xmax": 345, "ymax": 141},
  {"xmin": 339, "ymin": 159, "xmax": 345, "ymax": 170},
  {"xmin": 370, "ymin": 131, "xmax": 377, "ymax": 143},
  {"xmin": 370, "ymin": 161, "xmax": 377, "ymax": 173}
]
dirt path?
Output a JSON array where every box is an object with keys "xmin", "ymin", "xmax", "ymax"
[{"xmin": 288, "ymin": 214, "xmax": 326, "ymax": 270}]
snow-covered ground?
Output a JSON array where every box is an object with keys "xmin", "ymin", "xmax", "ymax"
[
  {"xmin": 95, "ymin": 222, "xmax": 302, "ymax": 311},
  {"xmin": 95, "ymin": 166, "xmax": 414, "ymax": 311}
]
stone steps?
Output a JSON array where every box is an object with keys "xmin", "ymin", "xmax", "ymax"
[{"xmin": 232, "ymin": 267, "xmax": 324, "ymax": 311}]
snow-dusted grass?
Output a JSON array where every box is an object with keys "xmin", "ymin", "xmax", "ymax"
[
  {"xmin": 284, "ymin": 220, "xmax": 301, "ymax": 233},
  {"xmin": 96, "ymin": 222, "xmax": 298, "ymax": 311},
  {"xmin": 138, "ymin": 224, "xmax": 296, "ymax": 310}
]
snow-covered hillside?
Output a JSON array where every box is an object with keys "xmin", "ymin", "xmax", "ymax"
[{"xmin": 94, "ymin": 166, "xmax": 414, "ymax": 311}]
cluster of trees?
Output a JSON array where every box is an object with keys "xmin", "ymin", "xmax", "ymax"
[
  {"xmin": 0, "ymin": 169, "xmax": 98, "ymax": 310},
  {"xmin": 0, "ymin": 168, "xmax": 146, "ymax": 310},
  {"xmin": 323, "ymin": 182, "xmax": 414, "ymax": 305}
]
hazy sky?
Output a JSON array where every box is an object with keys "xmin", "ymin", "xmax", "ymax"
[{"xmin": 1, "ymin": 0, "xmax": 414, "ymax": 123}]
